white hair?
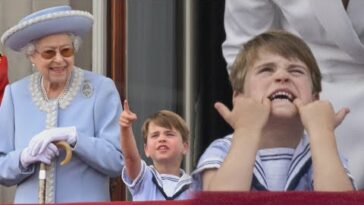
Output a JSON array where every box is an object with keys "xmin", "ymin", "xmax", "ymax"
[{"xmin": 21, "ymin": 33, "xmax": 82, "ymax": 57}]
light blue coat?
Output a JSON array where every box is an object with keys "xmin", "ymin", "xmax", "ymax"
[{"xmin": 0, "ymin": 68, "xmax": 123, "ymax": 203}]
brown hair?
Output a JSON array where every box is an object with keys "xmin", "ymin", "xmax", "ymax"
[
  {"xmin": 230, "ymin": 30, "xmax": 322, "ymax": 94},
  {"xmin": 141, "ymin": 110, "xmax": 189, "ymax": 144}
]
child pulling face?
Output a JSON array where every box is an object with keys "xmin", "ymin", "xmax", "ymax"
[
  {"xmin": 199, "ymin": 30, "xmax": 354, "ymax": 192},
  {"xmin": 215, "ymin": 50, "xmax": 349, "ymax": 149}
]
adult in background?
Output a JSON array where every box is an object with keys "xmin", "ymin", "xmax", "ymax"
[
  {"xmin": 222, "ymin": 0, "xmax": 364, "ymax": 189},
  {"xmin": 0, "ymin": 5, "xmax": 123, "ymax": 203}
]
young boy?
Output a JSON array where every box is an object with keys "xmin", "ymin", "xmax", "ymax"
[
  {"xmin": 192, "ymin": 30, "xmax": 355, "ymax": 191},
  {"xmin": 119, "ymin": 100, "xmax": 193, "ymax": 200}
]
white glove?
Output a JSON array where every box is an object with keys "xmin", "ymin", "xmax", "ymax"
[
  {"xmin": 20, "ymin": 143, "xmax": 59, "ymax": 168},
  {"xmin": 29, "ymin": 127, "xmax": 77, "ymax": 156}
]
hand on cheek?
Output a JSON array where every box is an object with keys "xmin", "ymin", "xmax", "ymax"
[{"xmin": 293, "ymin": 99, "xmax": 349, "ymax": 134}]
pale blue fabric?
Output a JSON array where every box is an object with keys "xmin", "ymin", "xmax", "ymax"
[
  {"xmin": 122, "ymin": 160, "xmax": 193, "ymax": 201},
  {"xmin": 1, "ymin": 5, "xmax": 93, "ymax": 51},
  {"xmin": 0, "ymin": 70, "xmax": 123, "ymax": 203},
  {"xmin": 192, "ymin": 134, "xmax": 354, "ymax": 191}
]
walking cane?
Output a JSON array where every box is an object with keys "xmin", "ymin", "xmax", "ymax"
[{"xmin": 39, "ymin": 141, "xmax": 72, "ymax": 204}]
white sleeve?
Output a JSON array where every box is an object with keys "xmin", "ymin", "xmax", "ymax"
[
  {"xmin": 191, "ymin": 135, "xmax": 232, "ymax": 190},
  {"xmin": 222, "ymin": 0, "xmax": 279, "ymax": 72},
  {"xmin": 122, "ymin": 160, "xmax": 153, "ymax": 196}
]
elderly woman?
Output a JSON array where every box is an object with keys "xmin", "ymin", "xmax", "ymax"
[{"xmin": 0, "ymin": 5, "xmax": 123, "ymax": 203}]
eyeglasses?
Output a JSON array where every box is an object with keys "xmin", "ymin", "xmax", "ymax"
[{"xmin": 36, "ymin": 47, "xmax": 75, "ymax": 60}]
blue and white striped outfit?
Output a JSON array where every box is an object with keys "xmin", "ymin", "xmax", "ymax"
[
  {"xmin": 122, "ymin": 160, "xmax": 193, "ymax": 201},
  {"xmin": 192, "ymin": 134, "xmax": 354, "ymax": 191}
]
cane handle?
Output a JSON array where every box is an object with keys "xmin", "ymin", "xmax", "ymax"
[{"xmin": 55, "ymin": 141, "xmax": 72, "ymax": 165}]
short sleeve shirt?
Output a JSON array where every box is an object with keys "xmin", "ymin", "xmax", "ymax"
[
  {"xmin": 122, "ymin": 160, "xmax": 193, "ymax": 201},
  {"xmin": 192, "ymin": 134, "xmax": 355, "ymax": 191}
]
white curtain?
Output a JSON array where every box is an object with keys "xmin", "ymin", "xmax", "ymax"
[{"xmin": 0, "ymin": 0, "xmax": 94, "ymax": 203}]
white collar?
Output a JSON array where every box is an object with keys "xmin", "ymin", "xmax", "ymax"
[
  {"xmin": 149, "ymin": 165, "xmax": 192, "ymax": 195},
  {"xmin": 29, "ymin": 66, "xmax": 84, "ymax": 112}
]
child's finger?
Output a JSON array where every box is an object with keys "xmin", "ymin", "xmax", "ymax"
[
  {"xmin": 335, "ymin": 107, "xmax": 350, "ymax": 128},
  {"xmin": 118, "ymin": 118, "xmax": 125, "ymax": 125},
  {"xmin": 120, "ymin": 112, "xmax": 137, "ymax": 123},
  {"xmin": 119, "ymin": 118, "xmax": 131, "ymax": 126},
  {"xmin": 214, "ymin": 102, "xmax": 231, "ymax": 122},
  {"xmin": 125, "ymin": 113, "xmax": 137, "ymax": 121},
  {"xmin": 262, "ymin": 98, "xmax": 271, "ymax": 107},
  {"xmin": 293, "ymin": 98, "xmax": 303, "ymax": 108},
  {"xmin": 123, "ymin": 100, "xmax": 130, "ymax": 112}
]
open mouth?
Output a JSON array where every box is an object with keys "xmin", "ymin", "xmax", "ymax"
[
  {"xmin": 157, "ymin": 145, "xmax": 169, "ymax": 151},
  {"xmin": 50, "ymin": 66, "xmax": 66, "ymax": 73},
  {"xmin": 268, "ymin": 91, "xmax": 295, "ymax": 102}
]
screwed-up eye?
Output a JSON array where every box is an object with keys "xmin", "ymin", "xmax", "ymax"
[
  {"xmin": 289, "ymin": 69, "xmax": 305, "ymax": 75},
  {"xmin": 150, "ymin": 134, "xmax": 158, "ymax": 139},
  {"xmin": 258, "ymin": 67, "xmax": 273, "ymax": 73}
]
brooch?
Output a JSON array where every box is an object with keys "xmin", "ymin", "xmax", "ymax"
[{"xmin": 81, "ymin": 80, "xmax": 93, "ymax": 98}]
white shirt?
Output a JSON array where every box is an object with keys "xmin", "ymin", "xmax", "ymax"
[
  {"xmin": 192, "ymin": 134, "xmax": 354, "ymax": 191},
  {"xmin": 122, "ymin": 160, "xmax": 193, "ymax": 201},
  {"xmin": 259, "ymin": 148, "xmax": 294, "ymax": 191}
]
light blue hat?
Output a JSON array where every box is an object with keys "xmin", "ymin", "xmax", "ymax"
[{"xmin": 1, "ymin": 5, "xmax": 93, "ymax": 51}]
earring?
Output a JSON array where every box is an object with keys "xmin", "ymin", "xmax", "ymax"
[{"xmin": 31, "ymin": 63, "xmax": 36, "ymax": 73}]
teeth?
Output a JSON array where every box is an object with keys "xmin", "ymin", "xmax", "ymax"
[
  {"xmin": 270, "ymin": 91, "xmax": 294, "ymax": 101},
  {"xmin": 158, "ymin": 145, "xmax": 168, "ymax": 150}
]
